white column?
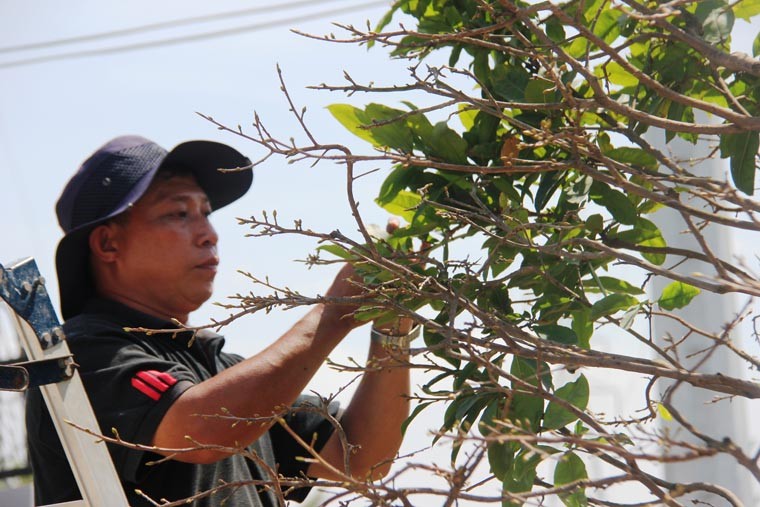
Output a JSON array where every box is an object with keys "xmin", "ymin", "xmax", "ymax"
[{"xmin": 647, "ymin": 128, "xmax": 753, "ymax": 505}]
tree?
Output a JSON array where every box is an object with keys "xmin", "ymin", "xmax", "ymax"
[{"xmin": 203, "ymin": 1, "xmax": 760, "ymax": 505}]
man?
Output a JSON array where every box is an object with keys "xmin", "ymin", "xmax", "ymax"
[{"xmin": 26, "ymin": 135, "xmax": 418, "ymax": 506}]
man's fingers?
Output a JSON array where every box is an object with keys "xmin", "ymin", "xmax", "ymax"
[
  {"xmin": 381, "ymin": 217, "xmax": 431, "ymax": 263},
  {"xmin": 386, "ymin": 218, "xmax": 400, "ymax": 234}
]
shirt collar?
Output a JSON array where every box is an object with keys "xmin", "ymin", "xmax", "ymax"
[{"xmin": 79, "ymin": 297, "xmax": 223, "ymax": 347}]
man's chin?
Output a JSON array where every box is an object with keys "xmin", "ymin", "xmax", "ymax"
[{"xmin": 190, "ymin": 287, "xmax": 214, "ymax": 309}]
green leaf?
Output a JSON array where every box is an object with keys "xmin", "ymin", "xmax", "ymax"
[
  {"xmin": 658, "ymin": 281, "xmax": 701, "ymax": 310},
  {"xmin": 401, "ymin": 401, "xmax": 434, "ymax": 435},
  {"xmin": 449, "ymin": 44, "xmax": 463, "ymax": 66},
  {"xmin": 376, "ymin": 165, "xmax": 412, "ymax": 206},
  {"xmin": 492, "ymin": 64, "xmax": 530, "ymax": 101},
  {"xmin": 535, "ymin": 170, "xmax": 565, "ymax": 211},
  {"xmin": 657, "ymin": 403, "xmax": 674, "ymax": 421},
  {"xmin": 596, "ymin": 132, "xmax": 613, "ymax": 152},
  {"xmin": 442, "ymin": 391, "xmax": 480, "ymax": 432},
  {"xmin": 571, "ymin": 309, "xmax": 593, "ymax": 348},
  {"xmin": 502, "ymin": 450, "xmax": 538, "ymax": 506},
  {"xmin": 510, "ymin": 357, "xmax": 548, "ymax": 432},
  {"xmin": 365, "ymin": 103, "xmax": 416, "ymax": 152},
  {"xmin": 543, "ymin": 375, "xmax": 590, "ymax": 430},
  {"xmin": 573, "ymin": 420, "xmax": 589, "ymax": 436},
  {"xmin": 721, "ymin": 131, "xmax": 759, "ymax": 195},
  {"xmin": 424, "ymin": 326, "xmax": 460, "ymax": 368},
  {"xmin": 611, "ymin": 218, "xmax": 667, "ymax": 265},
  {"xmin": 510, "ymin": 393, "xmax": 545, "ymax": 433},
  {"xmin": 453, "ymin": 361, "xmax": 480, "ymax": 390},
  {"xmin": 479, "ymin": 397, "xmax": 502, "ymax": 436},
  {"xmin": 501, "ymin": 446, "xmax": 561, "ymax": 506},
  {"xmin": 317, "ymin": 244, "xmax": 356, "ymax": 260},
  {"xmin": 458, "ymin": 104, "xmax": 477, "ymax": 130},
  {"xmin": 666, "ymin": 102, "xmax": 692, "ymax": 143},
  {"xmin": 353, "ymin": 306, "xmax": 391, "ymax": 322},
  {"xmin": 589, "ymin": 181, "xmax": 638, "ymax": 225},
  {"xmin": 590, "ymin": 294, "xmax": 639, "ymax": 321},
  {"xmin": 554, "ymin": 452, "xmax": 589, "ymax": 507},
  {"xmin": 511, "ymin": 356, "xmax": 552, "ymax": 390},
  {"xmin": 422, "ymin": 370, "xmax": 453, "ymax": 396},
  {"xmin": 754, "ymin": 32, "xmax": 760, "ymax": 57},
  {"xmin": 525, "ymin": 78, "xmax": 557, "ymax": 103},
  {"xmin": 565, "ymin": 37, "xmax": 590, "ymax": 59},
  {"xmin": 377, "ymin": 190, "xmax": 421, "ymax": 221},
  {"xmin": 591, "ymin": 9, "xmax": 623, "ymax": 43},
  {"xmin": 583, "ymin": 276, "xmax": 644, "ymax": 295},
  {"xmin": 637, "ymin": 231, "xmax": 667, "ymax": 265},
  {"xmin": 534, "ymin": 324, "xmax": 578, "ymax": 346},
  {"xmin": 328, "ymin": 103, "xmax": 415, "ymax": 152},
  {"xmin": 580, "ymin": 0, "xmax": 605, "ymax": 21},
  {"xmin": 327, "ymin": 104, "xmax": 378, "ymax": 146},
  {"xmin": 546, "ymin": 16, "xmax": 566, "ymax": 42},
  {"xmin": 585, "ymin": 214, "xmax": 603, "ymax": 234},
  {"xmin": 696, "ymin": 0, "xmax": 735, "ymax": 44},
  {"xmin": 405, "ymin": 110, "xmax": 435, "ymax": 151},
  {"xmin": 606, "ymin": 147, "xmax": 658, "ymax": 170},
  {"xmin": 429, "ymin": 121, "xmax": 469, "ymax": 164},
  {"xmin": 555, "ymin": 452, "xmax": 588, "ymax": 483},
  {"xmin": 734, "ymin": 0, "xmax": 760, "ymax": 20},
  {"xmin": 488, "ymin": 441, "xmax": 515, "ymax": 481},
  {"xmin": 600, "ymin": 61, "xmax": 638, "ymax": 87}
]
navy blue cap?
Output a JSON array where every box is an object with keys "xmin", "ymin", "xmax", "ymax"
[{"xmin": 55, "ymin": 135, "xmax": 252, "ymax": 319}]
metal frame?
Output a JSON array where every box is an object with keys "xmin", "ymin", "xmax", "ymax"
[
  {"xmin": 0, "ymin": 356, "xmax": 76, "ymax": 391},
  {"xmin": 0, "ymin": 258, "xmax": 129, "ymax": 507}
]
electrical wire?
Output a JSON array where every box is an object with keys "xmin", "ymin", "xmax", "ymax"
[
  {"xmin": 0, "ymin": 0, "xmax": 387, "ymax": 70},
  {"xmin": 0, "ymin": 0, "xmax": 355, "ymax": 54}
]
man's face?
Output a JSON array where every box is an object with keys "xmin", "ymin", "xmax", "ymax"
[{"xmin": 106, "ymin": 174, "xmax": 219, "ymax": 318}]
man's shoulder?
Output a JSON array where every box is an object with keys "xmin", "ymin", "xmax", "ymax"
[
  {"xmin": 62, "ymin": 310, "xmax": 129, "ymax": 342},
  {"xmin": 62, "ymin": 297, "xmax": 168, "ymax": 342},
  {"xmin": 60, "ymin": 302, "xmax": 161, "ymax": 363}
]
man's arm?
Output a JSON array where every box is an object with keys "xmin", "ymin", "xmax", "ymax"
[
  {"xmin": 306, "ymin": 340, "xmax": 410, "ymax": 480},
  {"xmin": 152, "ymin": 266, "xmax": 361, "ymax": 464}
]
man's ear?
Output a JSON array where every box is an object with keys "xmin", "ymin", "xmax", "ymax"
[{"xmin": 89, "ymin": 223, "xmax": 121, "ymax": 263}]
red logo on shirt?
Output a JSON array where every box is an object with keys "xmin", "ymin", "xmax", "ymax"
[{"xmin": 131, "ymin": 370, "xmax": 177, "ymax": 401}]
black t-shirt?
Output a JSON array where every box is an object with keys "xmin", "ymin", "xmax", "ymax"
[{"xmin": 26, "ymin": 298, "xmax": 337, "ymax": 506}]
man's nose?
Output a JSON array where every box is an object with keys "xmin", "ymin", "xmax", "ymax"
[{"xmin": 196, "ymin": 216, "xmax": 219, "ymax": 247}]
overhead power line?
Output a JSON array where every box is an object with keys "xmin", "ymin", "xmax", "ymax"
[
  {"xmin": 0, "ymin": 0, "xmax": 387, "ymax": 70},
  {"xmin": 0, "ymin": 0, "xmax": 355, "ymax": 54}
]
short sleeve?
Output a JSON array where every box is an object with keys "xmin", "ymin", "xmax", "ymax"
[
  {"xmin": 67, "ymin": 330, "xmax": 199, "ymax": 483},
  {"xmin": 267, "ymin": 395, "xmax": 340, "ymax": 503}
]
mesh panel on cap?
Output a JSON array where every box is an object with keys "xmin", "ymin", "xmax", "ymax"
[{"xmin": 69, "ymin": 143, "xmax": 166, "ymax": 229}]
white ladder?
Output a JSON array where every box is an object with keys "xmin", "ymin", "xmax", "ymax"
[{"xmin": 0, "ymin": 257, "xmax": 129, "ymax": 507}]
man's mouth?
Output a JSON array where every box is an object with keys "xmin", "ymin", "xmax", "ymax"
[{"xmin": 197, "ymin": 257, "xmax": 219, "ymax": 271}]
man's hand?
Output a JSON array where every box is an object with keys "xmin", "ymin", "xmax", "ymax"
[
  {"xmin": 371, "ymin": 218, "xmax": 424, "ymax": 337},
  {"xmin": 323, "ymin": 263, "xmax": 365, "ymax": 331},
  {"xmin": 322, "ymin": 217, "xmax": 420, "ymax": 333}
]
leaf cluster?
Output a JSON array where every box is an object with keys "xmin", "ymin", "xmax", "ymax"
[{"xmin": 244, "ymin": 1, "xmax": 760, "ymax": 505}]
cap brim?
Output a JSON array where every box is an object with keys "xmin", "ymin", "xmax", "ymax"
[
  {"xmin": 57, "ymin": 140, "xmax": 252, "ymax": 320},
  {"xmin": 162, "ymin": 140, "xmax": 253, "ymax": 211}
]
